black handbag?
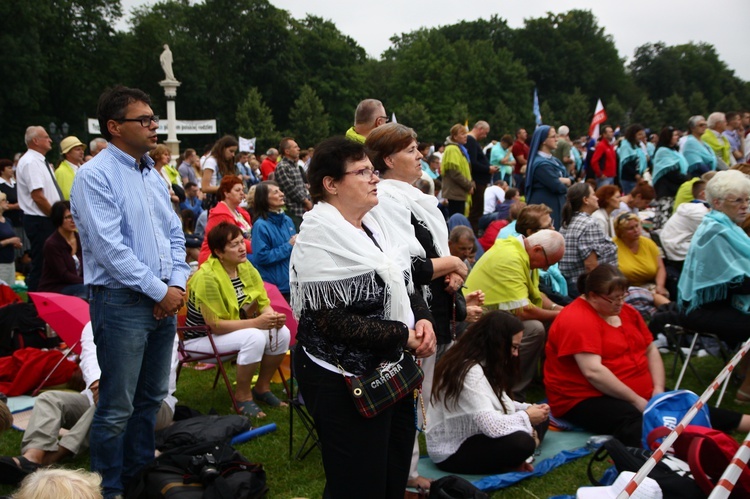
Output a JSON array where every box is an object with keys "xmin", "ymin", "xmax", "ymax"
[{"xmin": 338, "ymin": 352, "xmax": 424, "ymax": 419}]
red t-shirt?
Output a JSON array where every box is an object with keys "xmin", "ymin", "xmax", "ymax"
[
  {"xmin": 543, "ymin": 297, "xmax": 654, "ymax": 417},
  {"xmin": 511, "ymin": 140, "xmax": 529, "ymax": 174}
]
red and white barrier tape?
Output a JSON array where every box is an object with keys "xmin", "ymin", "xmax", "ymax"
[{"xmin": 706, "ymin": 434, "xmax": 750, "ymax": 499}]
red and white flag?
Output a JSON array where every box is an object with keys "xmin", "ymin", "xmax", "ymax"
[{"xmin": 588, "ymin": 99, "xmax": 607, "ymax": 140}]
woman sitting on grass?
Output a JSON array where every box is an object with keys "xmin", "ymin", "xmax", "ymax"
[
  {"xmin": 426, "ymin": 311, "xmax": 549, "ymax": 474},
  {"xmin": 186, "ymin": 222, "xmax": 290, "ymax": 419},
  {"xmin": 544, "ymin": 264, "xmax": 749, "ymax": 447}
]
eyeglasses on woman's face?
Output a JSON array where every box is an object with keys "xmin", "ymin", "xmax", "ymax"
[
  {"xmin": 597, "ymin": 291, "xmax": 629, "ymax": 305},
  {"xmin": 344, "ymin": 167, "xmax": 380, "ymax": 180}
]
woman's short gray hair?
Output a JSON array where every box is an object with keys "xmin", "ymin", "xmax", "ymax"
[
  {"xmin": 706, "ymin": 170, "xmax": 750, "ymax": 205},
  {"xmin": 687, "ymin": 115, "xmax": 705, "ymax": 132}
]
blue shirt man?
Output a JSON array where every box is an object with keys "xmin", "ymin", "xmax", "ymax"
[{"xmin": 70, "ymin": 85, "xmax": 189, "ymax": 498}]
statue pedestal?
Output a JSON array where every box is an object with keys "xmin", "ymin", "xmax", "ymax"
[{"xmin": 159, "ymin": 79, "xmax": 181, "ymax": 158}]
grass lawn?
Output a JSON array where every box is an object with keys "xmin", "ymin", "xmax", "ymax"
[{"xmin": 0, "ymin": 352, "xmax": 746, "ymax": 498}]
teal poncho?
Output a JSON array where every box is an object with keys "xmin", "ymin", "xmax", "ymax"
[
  {"xmin": 681, "ymin": 135, "xmax": 716, "ymax": 174},
  {"xmin": 651, "ymin": 147, "xmax": 688, "ymax": 187},
  {"xmin": 617, "ymin": 139, "xmax": 647, "ymax": 184},
  {"xmin": 678, "ymin": 210, "xmax": 750, "ymax": 314}
]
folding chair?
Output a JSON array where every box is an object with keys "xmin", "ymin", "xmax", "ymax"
[
  {"xmin": 666, "ymin": 324, "xmax": 734, "ymax": 407},
  {"xmin": 176, "ymin": 316, "xmax": 242, "ymax": 415},
  {"xmin": 175, "ymin": 288, "xmax": 292, "ymax": 415},
  {"xmin": 288, "ymin": 346, "xmax": 320, "ymax": 460}
]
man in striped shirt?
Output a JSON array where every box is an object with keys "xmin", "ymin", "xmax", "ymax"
[{"xmin": 70, "ymin": 85, "xmax": 190, "ymax": 499}]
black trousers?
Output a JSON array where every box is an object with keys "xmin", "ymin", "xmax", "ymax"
[
  {"xmin": 437, "ymin": 420, "xmax": 548, "ymax": 475},
  {"xmin": 682, "ymin": 301, "xmax": 749, "ymax": 348},
  {"xmin": 447, "ymin": 200, "xmax": 466, "ymax": 218},
  {"xmin": 23, "ymin": 215, "xmax": 54, "ymax": 292},
  {"xmin": 294, "ymin": 347, "xmax": 415, "ymax": 499},
  {"xmin": 468, "ymin": 183, "xmax": 487, "ymax": 232},
  {"xmin": 562, "ymin": 395, "xmax": 742, "ymax": 447}
]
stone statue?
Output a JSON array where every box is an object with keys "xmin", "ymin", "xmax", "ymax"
[{"xmin": 159, "ymin": 44, "xmax": 177, "ymax": 82}]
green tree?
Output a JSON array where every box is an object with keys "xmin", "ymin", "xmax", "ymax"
[
  {"xmin": 287, "ymin": 85, "xmax": 330, "ymax": 148},
  {"xmin": 661, "ymin": 94, "xmax": 689, "ymax": 127},
  {"xmin": 0, "ymin": 0, "xmax": 123, "ymax": 155},
  {"xmin": 449, "ymin": 103, "xmax": 470, "ymax": 128},
  {"xmin": 396, "ymin": 100, "xmax": 436, "ymax": 142},
  {"xmin": 631, "ymin": 97, "xmax": 661, "ymax": 130},
  {"xmin": 236, "ymin": 87, "xmax": 280, "ymax": 152},
  {"xmin": 489, "ymin": 100, "xmax": 519, "ymax": 138},
  {"xmin": 290, "ymin": 16, "xmax": 369, "ymax": 134},
  {"xmin": 562, "ymin": 88, "xmax": 590, "ymax": 137},
  {"xmin": 509, "ymin": 10, "xmax": 630, "ymax": 108},
  {"xmin": 688, "ymin": 91, "xmax": 708, "ymax": 116},
  {"xmin": 605, "ymin": 96, "xmax": 627, "ymax": 128},
  {"xmin": 716, "ymin": 93, "xmax": 742, "ymax": 113},
  {"xmin": 540, "ymin": 101, "xmax": 555, "ymax": 128}
]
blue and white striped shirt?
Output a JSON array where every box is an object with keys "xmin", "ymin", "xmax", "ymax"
[{"xmin": 70, "ymin": 143, "xmax": 190, "ymax": 302}]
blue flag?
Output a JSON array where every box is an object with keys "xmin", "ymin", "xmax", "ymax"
[{"xmin": 533, "ymin": 88, "xmax": 542, "ymax": 127}]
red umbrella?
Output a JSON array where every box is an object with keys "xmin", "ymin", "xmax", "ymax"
[{"xmin": 28, "ymin": 292, "xmax": 89, "ymax": 356}]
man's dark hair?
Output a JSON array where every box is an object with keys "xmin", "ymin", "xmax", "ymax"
[
  {"xmin": 184, "ymin": 182, "xmax": 197, "ymax": 190},
  {"xmin": 279, "ymin": 137, "xmax": 295, "ymax": 156},
  {"xmin": 726, "ymin": 111, "xmax": 739, "ymax": 122},
  {"xmin": 97, "ymin": 85, "xmax": 151, "ymax": 141}
]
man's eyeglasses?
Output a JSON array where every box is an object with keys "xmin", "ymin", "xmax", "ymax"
[
  {"xmin": 722, "ymin": 197, "xmax": 749, "ymax": 206},
  {"xmin": 597, "ymin": 292, "xmax": 629, "ymax": 304},
  {"xmin": 117, "ymin": 115, "xmax": 160, "ymax": 127},
  {"xmin": 344, "ymin": 168, "xmax": 380, "ymax": 180},
  {"xmin": 511, "ymin": 344, "xmax": 521, "ymax": 353},
  {"xmin": 540, "ymin": 246, "xmax": 550, "ymax": 268}
]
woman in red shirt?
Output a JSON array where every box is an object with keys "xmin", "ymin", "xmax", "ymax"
[
  {"xmin": 198, "ymin": 176, "xmax": 252, "ymax": 264},
  {"xmin": 544, "ymin": 264, "xmax": 749, "ymax": 446}
]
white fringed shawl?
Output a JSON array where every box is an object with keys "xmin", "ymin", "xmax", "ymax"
[{"xmin": 290, "ymin": 201, "xmax": 415, "ymax": 325}]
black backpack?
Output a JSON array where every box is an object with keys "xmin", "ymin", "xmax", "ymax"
[
  {"xmin": 429, "ymin": 475, "xmax": 489, "ymax": 499},
  {"xmin": 587, "ymin": 437, "xmax": 703, "ymax": 499},
  {"xmin": 125, "ymin": 440, "xmax": 267, "ymax": 499}
]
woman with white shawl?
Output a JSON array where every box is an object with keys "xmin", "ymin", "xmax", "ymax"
[
  {"xmin": 290, "ymin": 137, "xmax": 436, "ymax": 499},
  {"xmin": 366, "ymin": 123, "xmax": 480, "ymax": 494}
]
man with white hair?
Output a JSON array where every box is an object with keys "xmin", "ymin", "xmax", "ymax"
[
  {"xmin": 464, "ymin": 229, "xmax": 565, "ymax": 395},
  {"xmin": 15, "ymin": 126, "xmax": 60, "ymax": 291},
  {"xmin": 553, "ymin": 125, "xmax": 575, "ymax": 175},
  {"xmin": 345, "ymin": 98, "xmax": 388, "ymax": 143},
  {"xmin": 89, "ymin": 138, "xmax": 108, "ymax": 157},
  {"xmin": 259, "ymin": 148, "xmax": 279, "ymax": 180},
  {"xmin": 702, "ymin": 112, "xmax": 732, "ymax": 169}
]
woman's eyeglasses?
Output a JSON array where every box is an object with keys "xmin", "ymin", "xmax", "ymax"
[
  {"xmin": 597, "ymin": 292, "xmax": 629, "ymax": 304},
  {"xmin": 344, "ymin": 168, "xmax": 380, "ymax": 180}
]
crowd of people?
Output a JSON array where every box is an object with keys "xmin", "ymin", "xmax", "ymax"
[{"xmin": 1, "ymin": 86, "xmax": 749, "ymax": 499}]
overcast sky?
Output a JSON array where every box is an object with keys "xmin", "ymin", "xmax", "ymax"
[{"xmin": 120, "ymin": 0, "xmax": 750, "ymax": 81}]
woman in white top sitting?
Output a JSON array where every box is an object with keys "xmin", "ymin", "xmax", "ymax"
[{"xmin": 426, "ymin": 310, "xmax": 550, "ymax": 474}]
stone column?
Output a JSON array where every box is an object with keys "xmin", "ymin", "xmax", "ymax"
[{"xmin": 159, "ymin": 79, "xmax": 181, "ymax": 159}]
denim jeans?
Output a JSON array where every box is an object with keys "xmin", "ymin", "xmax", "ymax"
[
  {"xmin": 596, "ymin": 176, "xmax": 615, "ymax": 189},
  {"xmin": 88, "ymin": 287, "xmax": 176, "ymax": 498}
]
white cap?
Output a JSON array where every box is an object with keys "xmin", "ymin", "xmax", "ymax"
[{"xmin": 577, "ymin": 472, "xmax": 662, "ymax": 499}]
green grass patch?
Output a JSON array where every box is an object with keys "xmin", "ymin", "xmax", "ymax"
[{"xmin": 0, "ymin": 352, "xmax": 745, "ymax": 497}]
